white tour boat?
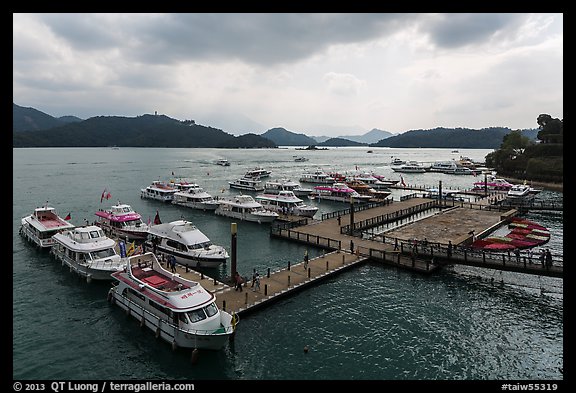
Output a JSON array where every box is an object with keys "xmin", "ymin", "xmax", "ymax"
[
  {"xmin": 216, "ymin": 159, "xmax": 231, "ymax": 166},
  {"xmin": 244, "ymin": 167, "xmax": 271, "ymax": 179},
  {"xmin": 108, "ymin": 252, "xmax": 237, "ymax": 351},
  {"xmin": 214, "ymin": 194, "xmax": 279, "ymax": 223},
  {"xmin": 350, "ymin": 173, "xmax": 395, "ymax": 190},
  {"xmin": 390, "ymin": 161, "xmax": 427, "ymax": 173},
  {"xmin": 256, "ymin": 190, "xmax": 318, "ymax": 218},
  {"xmin": 146, "ymin": 220, "xmax": 228, "ymax": 268},
  {"xmin": 311, "ymin": 183, "xmax": 373, "ymax": 203},
  {"xmin": 141, "ymin": 180, "xmax": 178, "ymax": 202},
  {"xmin": 263, "ymin": 178, "xmax": 314, "ymax": 197},
  {"xmin": 229, "ymin": 177, "xmax": 265, "ymax": 192},
  {"xmin": 50, "ymin": 225, "xmax": 124, "ymax": 281},
  {"xmin": 299, "ymin": 169, "xmax": 336, "ymax": 184},
  {"xmin": 506, "ymin": 184, "xmax": 533, "ymax": 202},
  {"xmin": 20, "ymin": 204, "xmax": 75, "ymax": 249},
  {"xmin": 171, "ymin": 183, "xmax": 220, "ymax": 211},
  {"xmin": 95, "ymin": 202, "xmax": 150, "ymax": 241}
]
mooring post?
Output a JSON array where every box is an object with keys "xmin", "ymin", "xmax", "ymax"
[{"xmin": 230, "ymin": 223, "xmax": 237, "ymax": 285}]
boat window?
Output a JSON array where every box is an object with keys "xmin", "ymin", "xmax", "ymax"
[
  {"xmin": 90, "ymin": 230, "xmax": 100, "ymax": 238},
  {"xmin": 187, "ymin": 308, "xmax": 206, "ymax": 323},
  {"xmin": 204, "ymin": 302, "xmax": 218, "ymax": 318},
  {"xmin": 90, "ymin": 248, "xmax": 116, "ymax": 259},
  {"xmin": 178, "ymin": 313, "xmax": 189, "ymax": 324}
]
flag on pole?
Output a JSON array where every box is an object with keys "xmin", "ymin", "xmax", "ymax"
[
  {"xmin": 126, "ymin": 241, "xmax": 136, "ymax": 256},
  {"xmin": 154, "ymin": 210, "xmax": 162, "ymax": 225},
  {"xmin": 64, "ymin": 212, "xmax": 71, "ymax": 221},
  {"xmin": 119, "ymin": 241, "xmax": 127, "ymax": 258},
  {"xmin": 100, "ymin": 188, "xmax": 112, "ymax": 203},
  {"xmin": 400, "ymin": 175, "xmax": 406, "ymax": 188}
]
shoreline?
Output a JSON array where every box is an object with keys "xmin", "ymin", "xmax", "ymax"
[{"xmin": 504, "ymin": 177, "xmax": 563, "ymax": 193}]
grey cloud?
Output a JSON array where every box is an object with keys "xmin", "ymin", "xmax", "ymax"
[
  {"xmin": 419, "ymin": 13, "xmax": 529, "ymax": 48},
  {"xmin": 30, "ymin": 13, "xmax": 418, "ymax": 65}
]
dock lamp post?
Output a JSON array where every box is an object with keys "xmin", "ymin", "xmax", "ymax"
[
  {"xmin": 438, "ymin": 180, "xmax": 443, "ymax": 208},
  {"xmin": 484, "ymin": 172, "xmax": 488, "ymax": 197},
  {"xmin": 349, "ymin": 196, "xmax": 355, "ymax": 236},
  {"xmin": 231, "ymin": 223, "xmax": 237, "ymax": 283}
]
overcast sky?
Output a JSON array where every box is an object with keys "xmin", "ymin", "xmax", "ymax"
[{"xmin": 13, "ymin": 13, "xmax": 563, "ymax": 136}]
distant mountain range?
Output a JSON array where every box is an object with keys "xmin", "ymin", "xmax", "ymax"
[
  {"xmin": 313, "ymin": 128, "xmax": 394, "ymax": 144},
  {"xmin": 12, "ymin": 103, "xmax": 539, "ymax": 149}
]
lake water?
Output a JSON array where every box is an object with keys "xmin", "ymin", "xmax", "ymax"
[{"xmin": 12, "ymin": 147, "xmax": 563, "ymax": 383}]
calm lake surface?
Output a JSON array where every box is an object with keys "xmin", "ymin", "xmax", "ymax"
[{"xmin": 12, "ymin": 147, "xmax": 563, "ymax": 382}]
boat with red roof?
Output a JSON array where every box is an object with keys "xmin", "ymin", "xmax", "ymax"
[
  {"xmin": 107, "ymin": 252, "xmax": 237, "ymax": 351},
  {"xmin": 20, "ymin": 204, "xmax": 76, "ymax": 249},
  {"xmin": 311, "ymin": 182, "xmax": 373, "ymax": 203}
]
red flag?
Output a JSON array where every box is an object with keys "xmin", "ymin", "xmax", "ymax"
[
  {"xmin": 400, "ymin": 176, "xmax": 406, "ymax": 188},
  {"xmin": 64, "ymin": 213, "xmax": 71, "ymax": 221},
  {"xmin": 100, "ymin": 188, "xmax": 108, "ymax": 203},
  {"xmin": 105, "ymin": 191, "xmax": 112, "ymax": 200},
  {"xmin": 147, "ymin": 217, "xmax": 151, "ymax": 226},
  {"xmin": 153, "ymin": 211, "xmax": 161, "ymax": 225}
]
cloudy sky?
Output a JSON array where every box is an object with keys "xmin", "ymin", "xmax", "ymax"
[{"xmin": 13, "ymin": 13, "xmax": 563, "ymax": 136}]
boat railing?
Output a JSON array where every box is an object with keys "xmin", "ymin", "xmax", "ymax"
[
  {"xmin": 112, "ymin": 291, "xmax": 236, "ymax": 336},
  {"xmin": 88, "ymin": 258, "xmax": 123, "ymax": 270}
]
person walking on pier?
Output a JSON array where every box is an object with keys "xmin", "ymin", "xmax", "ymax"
[
  {"xmin": 539, "ymin": 249, "xmax": 546, "ymax": 267},
  {"xmin": 251, "ymin": 272, "xmax": 260, "ymax": 292},
  {"xmin": 304, "ymin": 250, "xmax": 309, "ymax": 270},
  {"xmin": 350, "ymin": 240, "xmax": 354, "ymax": 253},
  {"xmin": 447, "ymin": 241, "xmax": 453, "ymax": 258},
  {"xmin": 514, "ymin": 248, "xmax": 520, "ymax": 263},
  {"xmin": 234, "ymin": 271, "xmax": 243, "ymax": 291},
  {"xmin": 545, "ymin": 249, "xmax": 553, "ymax": 269}
]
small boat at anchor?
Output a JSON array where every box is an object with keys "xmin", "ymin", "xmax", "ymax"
[{"xmin": 107, "ymin": 252, "xmax": 237, "ymax": 351}]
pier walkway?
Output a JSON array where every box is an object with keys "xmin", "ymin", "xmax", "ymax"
[{"xmin": 271, "ymin": 197, "xmax": 563, "ymax": 279}]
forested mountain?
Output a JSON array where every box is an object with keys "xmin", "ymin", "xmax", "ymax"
[
  {"xmin": 13, "ymin": 103, "xmax": 83, "ymax": 132},
  {"xmin": 317, "ymin": 138, "xmax": 367, "ymax": 147},
  {"xmin": 261, "ymin": 127, "xmax": 318, "ymax": 146},
  {"xmin": 12, "ymin": 113, "xmax": 277, "ymax": 148},
  {"xmin": 370, "ymin": 127, "xmax": 526, "ymax": 149}
]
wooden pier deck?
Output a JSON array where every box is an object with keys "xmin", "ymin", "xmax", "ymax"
[{"xmin": 271, "ymin": 196, "xmax": 563, "ymax": 278}]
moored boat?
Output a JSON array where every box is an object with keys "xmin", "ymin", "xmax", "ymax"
[
  {"xmin": 95, "ymin": 202, "xmax": 150, "ymax": 241},
  {"xmin": 172, "ymin": 183, "xmax": 220, "ymax": 211},
  {"xmin": 244, "ymin": 167, "xmax": 271, "ymax": 179},
  {"xmin": 229, "ymin": 177, "xmax": 265, "ymax": 192},
  {"xmin": 141, "ymin": 180, "xmax": 177, "ymax": 202},
  {"xmin": 391, "ymin": 161, "xmax": 427, "ymax": 173},
  {"xmin": 299, "ymin": 169, "xmax": 335, "ymax": 184},
  {"xmin": 20, "ymin": 204, "xmax": 75, "ymax": 249},
  {"xmin": 215, "ymin": 194, "xmax": 279, "ymax": 223},
  {"xmin": 263, "ymin": 178, "xmax": 314, "ymax": 197},
  {"xmin": 51, "ymin": 225, "xmax": 124, "ymax": 281},
  {"xmin": 311, "ymin": 182, "xmax": 372, "ymax": 203},
  {"xmin": 255, "ymin": 190, "xmax": 318, "ymax": 218},
  {"xmin": 107, "ymin": 252, "xmax": 237, "ymax": 351},
  {"xmin": 146, "ymin": 220, "xmax": 228, "ymax": 268}
]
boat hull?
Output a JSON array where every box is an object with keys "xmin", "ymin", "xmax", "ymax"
[
  {"xmin": 108, "ymin": 287, "xmax": 235, "ymax": 350},
  {"xmin": 51, "ymin": 249, "xmax": 123, "ymax": 280}
]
